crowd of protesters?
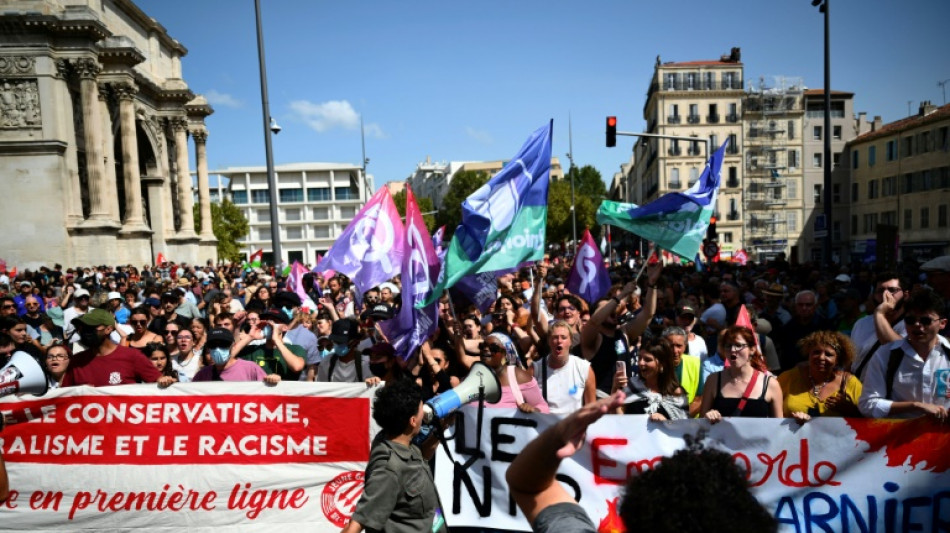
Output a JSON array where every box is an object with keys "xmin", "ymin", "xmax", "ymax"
[{"xmin": 1, "ymin": 252, "xmax": 949, "ymax": 527}]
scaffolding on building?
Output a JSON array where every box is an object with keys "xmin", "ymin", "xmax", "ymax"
[{"xmin": 743, "ymin": 76, "xmax": 804, "ymax": 262}]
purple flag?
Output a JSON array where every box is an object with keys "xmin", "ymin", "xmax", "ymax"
[
  {"xmin": 317, "ymin": 187, "xmax": 406, "ymax": 298},
  {"xmin": 380, "ymin": 186, "xmax": 440, "ymax": 359},
  {"xmin": 452, "ymin": 260, "xmax": 534, "ymax": 313},
  {"xmin": 566, "ymin": 229, "xmax": 611, "ymax": 304}
]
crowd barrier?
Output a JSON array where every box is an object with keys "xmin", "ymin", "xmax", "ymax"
[{"xmin": 2, "ymin": 384, "xmax": 948, "ymax": 532}]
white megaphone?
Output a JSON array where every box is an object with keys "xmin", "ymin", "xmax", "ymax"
[
  {"xmin": 0, "ymin": 351, "xmax": 49, "ymax": 398},
  {"xmin": 423, "ymin": 362, "xmax": 501, "ymax": 424}
]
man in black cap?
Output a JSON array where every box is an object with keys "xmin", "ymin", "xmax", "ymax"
[
  {"xmin": 232, "ymin": 309, "xmax": 305, "ymax": 381},
  {"xmin": 193, "ymin": 328, "xmax": 278, "ymax": 383},
  {"xmin": 316, "ymin": 318, "xmax": 372, "ymax": 383},
  {"xmin": 61, "ymin": 309, "xmax": 171, "ymax": 388}
]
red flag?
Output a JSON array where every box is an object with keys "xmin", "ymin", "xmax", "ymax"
[
  {"xmin": 155, "ymin": 253, "xmax": 168, "ymax": 266},
  {"xmin": 7, "ymin": 267, "xmax": 16, "ymax": 280}
]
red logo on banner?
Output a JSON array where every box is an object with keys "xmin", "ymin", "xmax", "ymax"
[{"xmin": 321, "ymin": 470, "xmax": 365, "ymax": 527}]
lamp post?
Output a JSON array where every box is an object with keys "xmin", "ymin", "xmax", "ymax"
[
  {"xmin": 567, "ymin": 114, "xmax": 577, "ymax": 255},
  {"xmin": 254, "ymin": 0, "xmax": 280, "ymax": 266},
  {"xmin": 813, "ymin": 0, "xmax": 832, "ymax": 266}
]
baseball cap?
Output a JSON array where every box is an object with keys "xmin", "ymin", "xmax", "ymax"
[
  {"xmin": 144, "ymin": 297, "xmax": 161, "ymax": 307},
  {"xmin": 19, "ymin": 281, "xmax": 31, "ymax": 288},
  {"xmin": 676, "ymin": 304, "xmax": 696, "ymax": 316},
  {"xmin": 329, "ymin": 318, "xmax": 360, "ymax": 344},
  {"xmin": 363, "ymin": 342, "xmax": 395, "ymax": 359},
  {"xmin": 834, "ymin": 274, "xmax": 851, "ymax": 283},
  {"xmin": 206, "ymin": 328, "xmax": 234, "ymax": 346},
  {"xmin": 161, "ymin": 291, "xmax": 179, "ymax": 301},
  {"xmin": 73, "ymin": 308, "xmax": 116, "ymax": 328},
  {"xmin": 74, "ymin": 288, "xmax": 91, "ymax": 298},
  {"xmin": 107, "ymin": 291, "xmax": 122, "ymax": 301},
  {"xmin": 361, "ymin": 303, "xmax": 395, "ymax": 321}
]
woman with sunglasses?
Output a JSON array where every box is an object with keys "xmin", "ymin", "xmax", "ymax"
[
  {"xmin": 121, "ymin": 307, "xmax": 162, "ymax": 354},
  {"xmin": 701, "ymin": 325, "xmax": 783, "ymax": 422},
  {"xmin": 479, "ymin": 332, "xmax": 549, "ymax": 414},
  {"xmin": 778, "ymin": 331, "xmax": 862, "ymax": 423}
]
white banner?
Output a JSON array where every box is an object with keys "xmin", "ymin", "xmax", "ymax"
[
  {"xmin": 0, "ymin": 382, "xmax": 377, "ymax": 532},
  {"xmin": 435, "ymin": 407, "xmax": 950, "ymax": 532}
]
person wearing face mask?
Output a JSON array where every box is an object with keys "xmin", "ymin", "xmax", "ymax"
[
  {"xmin": 316, "ymin": 318, "xmax": 373, "ymax": 384},
  {"xmin": 364, "ymin": 342, "xmax": 404, "ymax": 384},
  {"xmin": 60, "ymin": 309, "xmax": 173, "ymax": 388},
  {"xmin": 193, "ymin": 329, "xmax": 277, "ymax": 383},
  {"xmin": 232, "ymin": 310, "xmax": 306, "ymax": 381}
]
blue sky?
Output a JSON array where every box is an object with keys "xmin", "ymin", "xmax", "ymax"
[{"xmin": 138, "ymin": 0, "xmax": 950, "ymax": 189}]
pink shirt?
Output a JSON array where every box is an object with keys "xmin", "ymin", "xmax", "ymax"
[{"xmin": 193, "ymin": 359, "xmax": 266, "ymax": 382}]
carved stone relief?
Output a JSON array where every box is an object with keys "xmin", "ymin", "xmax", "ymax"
[
  {"xmin": 0, "ymin": 56, "xmax": 36, "ymax": 75},
  {"xmin": 0, "ymin": 78, "xmax": 42, "ymax": 128}
]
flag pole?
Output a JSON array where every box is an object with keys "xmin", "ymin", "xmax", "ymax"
[{"xmin": 632, "ymin": 243, "xmax": 656, "ymax": 284}]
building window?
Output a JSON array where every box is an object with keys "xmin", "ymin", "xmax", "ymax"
[
  {"xmin": 722, "ymin": 233, "xmax": 733, "ymax": 243},
  {"xmin": 307, "ymin": 187, "xmax": 331, "ymax": 202},
  {"xmin": 710, "ymin": 134, "xmax": 719, "ymax": 150},
  {"xmin": 868, "ymin": 146, "xmax": 876, "ymax": 167},
  {"xmin": 886, "ymin": 140, "xmax": 897, "ymax": 161},
  {"xmin": 232, "ymin": 190, "xmax": 248, "ymax": 204},
  {"xmin": 285, "ymin": 226, "xmax": 303, "ymax": 240},
  {"xmin": 727, "ymin": 103, "xmax": 738, "ymax": 122},
  {"xmin": 863, "ymin": 214, "xmax": 877, "ymax": 233},
  {"xmin": 312, "ymin": 206, "xmax": 329, "ymax": 220},
  {"xmin": 689, "ymin": 167, "xmax": 699, "ymax": 186},
  {"xmin": 686, "ymin": 72, "xmax": 698, "ymax": 89},
  {"xmin": 339, "ymin": 206, "xmax": 357, "ymax": 219},
  {"xmin": 813, "ymin": 126, "xmax": 822, "ymax": 140},
  {"xmin": 939, "ymin": 205, "xmax": 948, "ymax": 228},
  {"xmin": 813, "ymin": 153, "xmax": 822, "ymax": 168},
  {"xmin": 833, "ymin": 221, "xmax": 841, "ymax": 241},
  {"xmin": 284, "ymin": 208, "xmax": 301, "ymax": 221},
  {"xmin": 708, "ymin": 104, "xmax": 718, "ymax": 123},
  {"xmin": 788, "ymin": 120, "xmax": 796, "ymax": 140},
  {"xmin": 251, "ymin": 189, "xmax": 270, "ymax": 204},
  {"xmin": 852, "ymin": 150, "xmax": 859, "ymax": 169},
  {"xmin": 851, "ymin": 215, "xmax": 857, "ymax": 233},
  {"xmin": 851, "ymin": 182, "xmax": 858, "ymax": 202},
  {"xmin": 833, "ymin": 183, "xmax": 841, "ymax": 203},
  {"xmin": 788, "ymin": 150, "xmax": 798, "ymax": 169},
  {"xmin": 833, "ymin": 152, "xmax": 841, "ymax": 168},
  {"xmin": 256, "ymin": 227, "xmax": 271, "ymax": 241},
  {"xmin": 788, "ymin": 211, "xmax": 798, "ymax": 232},
  {"xmin": 727, "ymin": 166, "xmax": 738, "ymax": 187},
  {"xmin": 665, "ymin": 73, "xmax": 676, "ymax": 90},
  {"xmin": 901, "ymin": 137, "xmax": 913, "ymax": 157},
  {"xmin": 868, "ymin": 179, "xmax": 878, "ymax": 199},
  {"xmin": 704, "ymin": 72, "xmax": 715, "ymax": 90},
  {"xmin": 669, "ymin": 168, "xmax": 680, "ymax": 188},
  {"xmin": 688, "ymin": 104, "xmax": 699, "ymax": 123},
  {"xmin": 833, "ymin": 125, "xmax": 842, "ymax": 140},
  {"xmin": 668, "ymin": 104, "xmax": 680, "ymax": 123},
  {"xmin": 881, "ymin": 211, "xmax": 897, "ymax": 226},
  {"xmin": 279, "ymin": 188, "xmax": 303, "ymax": 203},
  {"xmin": 727, "ymin": 134, "xmax": 738, "ymax": 153},
  {"xmin": 904, "ymin": 209, "xmax": 913, "ymax": 230},
  {"xmin": 786, "ymin": 179, "xmax": 797, "ymax": 199},
  {"xmin": 256, "ymin": 209, "xmax": 270, "ymax": 222},
  {"xmin": 921, "ymin": 207, "xmax": 930, "ymax": 229},
  {"xmin": 814, "ymin": 184, "xmax": 822, "ymax": 204},
  {"xmin": 312, "ymin": 225, "xmax": 331, "ymax": 239},
  {"xmin": 920, "ymin": 131, "xmax": 931, "ymax": 153},
  {"xmin": 335, "ymin": 187, "xmax": 357, "ymax": 200}
]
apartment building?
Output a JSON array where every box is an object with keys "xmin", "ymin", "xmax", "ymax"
[
  {"xmin": 742, "ymin": 77, "xmax": 806, "ymax": 262},
  {"xmin": 846, "ymin": 101, "xmax": 950, "ymax": 263},
  {"xmin": 214, "ymin": 163, "xmax": 372, "ymax": 265},
  {"xmin": 632, "ymin": 48, "xmax": 745, "ymax": 258}
]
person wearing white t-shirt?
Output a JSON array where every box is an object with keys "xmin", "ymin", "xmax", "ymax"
[{"xmin": 533, "ymin": 320, "xmax": 595, "ymax": 414}]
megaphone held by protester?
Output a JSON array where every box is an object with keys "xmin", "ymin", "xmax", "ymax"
[
  {"xmin": 0, "ymin": 351, "xmax": 49, "ymax": 398},
  {"xmin": 423, "ymin": 362, "xmax": 501, "ymax": 424}
]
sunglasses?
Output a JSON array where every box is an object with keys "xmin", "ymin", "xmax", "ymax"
[
  {"xmin": 164, "ymin": 329, "xmax": 179, "ymax": 335},
  {"xmin": 478, "ymin": 343, "xmax": 505, "ymax": 354},
  {"xmin": 905, "ymin": 315, "xmax": 938, "ymax": 327},
  {"xmin": 131, "ymin": 320, "xmax": 147, "ymax": 325}
]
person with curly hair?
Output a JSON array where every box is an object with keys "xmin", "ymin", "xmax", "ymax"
[
  {"xmin": 506, "ymin": 391, "xmax": 776, "ymax": 533},
  {"xmin": 778, "ymin": 331, "xmax": 862, "ymax": 423},
  {"xmin": 342, "ymin": 379, "xmax": 445, "ymax": 533}
]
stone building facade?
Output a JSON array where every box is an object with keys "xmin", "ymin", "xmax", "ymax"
[{"xmin": 0, "ymin": 0, "xmax": 216, "ymax": 269}]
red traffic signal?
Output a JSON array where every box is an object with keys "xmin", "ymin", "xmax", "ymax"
[{"xmin": 606, "ymin": 116, "xmax": 617, "ymax": 147}]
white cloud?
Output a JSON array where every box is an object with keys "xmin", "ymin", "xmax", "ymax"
[
  {"xmin": 289, "ymin": 99, "xmax": 385, "ymax": 139},
  {"xmin": 465, "ymin": 126, "xmax": 493, "ymax": 144},
  {"xmin": 204, "ymin": 89, "xmax": 242, "ymax": 108}
]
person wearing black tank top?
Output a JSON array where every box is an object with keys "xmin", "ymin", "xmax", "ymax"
[{"xmin": 701, "ymin": 325, "xmax": 783, "ymax": 422}]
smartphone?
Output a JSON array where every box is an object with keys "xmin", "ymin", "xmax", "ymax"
[{"xmin": 616, "ymin": 361, "xmax": 626, "ymax": 376}]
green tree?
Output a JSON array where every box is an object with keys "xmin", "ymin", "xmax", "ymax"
[
  {"xmin": 546, "ymin": 179, "xmax": 599, "ymax": 244},
  {"xmin": 567, "ymin": 164, "xmax": 608, "ymax": 200},
  {"xmin": 436, "ymin": 170, "xmax": 490, "ymax": 234},
  {"xmin": 392, "ymin": 188, "xmax": 437, "ymax": 233},
  {"xmin": 194, "ymin": 198, "xmax": 249, "ymax": 262}
]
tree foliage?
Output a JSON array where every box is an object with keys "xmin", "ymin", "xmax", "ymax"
[
  {"xmin": 546, "ymin": 179, "xmax": 599, "ymax": 244},
  {"xmin": 435, "ymin": 170, "xmax": 490, "ymax": 234},
  {"xmin": 194, "ymin": 198, "xmax": 249, "ymax": 262},
  {"xmin": 392, "ymin": 188, "xmax": 437, "ymax": 233}
]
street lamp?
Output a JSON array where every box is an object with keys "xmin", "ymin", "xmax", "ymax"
[
  {"xmin": 813, "ymin": 0, "xmax": 832, "ymax": 266},
  {"xmin": 255, "ymin": 0, "xmax": 281, "ymax": 266}
]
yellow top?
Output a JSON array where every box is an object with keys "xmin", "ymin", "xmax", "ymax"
[{"xmin": 777, "ymin": 366, "xmax": 863, "ymax": 417}]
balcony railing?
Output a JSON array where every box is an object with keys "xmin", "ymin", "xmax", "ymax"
[
  {"xmin": 726, "ymin": 113, "xmax": 739, "ymax": 123},
  {"xmin": 707, "ymin": 114, "xmax": 720, "ymax": 123},
  {"xmin": 687, "ymin": 147, "xmax": 702, "ymax": 156},
  {"xmin": 668, "ymin": 147, "xmax": 682, "ymax": 156},
  {"xmin": 726, "ymin": 178, "xmax": 740, "ymax": 188},
  {"xmin": 687, "ymin": 115, "xmax": 701, "ymax": 124},
  {"xmin": 668, "ymin": 115, "xmax": 681, "ymax": 124},
  {"xmin": 726, "ymin": 145, "xmax": 740, "ymax": 155},
  {"xmin": 727, "ymin": 211, "xmax": 740, "ymax": 220},
  {"xmin": 668, "ymin": 180, "xmax": 682, "ymax": 189}
]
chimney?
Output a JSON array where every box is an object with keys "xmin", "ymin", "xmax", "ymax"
[
  {"xmin": 919, "ymin": 100, "xmax": 937, "ymax": 116},
  {"xmin": 856, "ymin": 112, "xmax": 869, "ymax": 134},
  {"xmin": 872, "ymin": 116, "xmax": 882, "ymax": 131}
]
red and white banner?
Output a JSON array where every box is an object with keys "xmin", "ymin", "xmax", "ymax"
[
  {"xmin": 436, "ymin": 407, "xmax": 950, "ymax": 532},
  {"xmin": 0, "ymin": 383, "xmax": 376, "ymax": 532}
]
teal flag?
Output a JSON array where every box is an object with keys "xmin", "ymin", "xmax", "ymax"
[
  {"xmin": 597, "ymin": 140, "xmax": 727, "ymax": 260},
  {"xmin": 419, "ymin": 121, "xmax": 552, "ymax": 307}
]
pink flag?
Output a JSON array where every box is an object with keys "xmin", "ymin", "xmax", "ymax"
[
  {"xmin": 735, "ymin": 304, "xmax": 760, "ymax": 353},
  {"xmin": 312, "ymin": 254, "xmax": 336, "ymax": 281},
  {"xmin": 287, "ymin": 261, "xmax": 314, "ymax": 308}
]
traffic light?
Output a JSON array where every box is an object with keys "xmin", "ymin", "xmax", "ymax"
[
  {"xmin": 606, "ymin": 116, "xmax": 617, "ymax": 147},
  {"xmin": 706, "ymin": 216, "xmax": 718, "ymax": 241}
]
